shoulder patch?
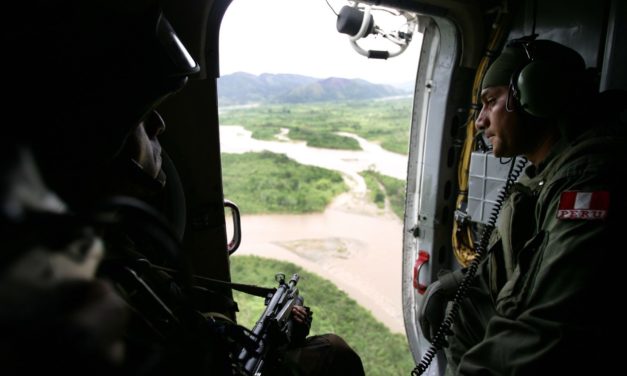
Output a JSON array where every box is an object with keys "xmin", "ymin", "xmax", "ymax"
[{"xmin": 557, "ymin": 191, "xmax": 609, "ymax": 220}]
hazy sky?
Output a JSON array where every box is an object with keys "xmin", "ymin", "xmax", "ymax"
[{"xmin": 219, "ymin": 0, "xmax": 422, "ymax": 85}]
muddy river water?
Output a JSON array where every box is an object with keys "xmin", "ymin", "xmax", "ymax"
[{"xmin": 220, "ymin": 125, "xmax": 408, "ymax": 333}]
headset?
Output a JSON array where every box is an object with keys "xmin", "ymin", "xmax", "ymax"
[{"xmin": 506, "ymin": 37, "xmax": 587, "ymax": 119}]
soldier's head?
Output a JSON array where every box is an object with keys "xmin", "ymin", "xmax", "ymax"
[
  {"xmin": 103, "ymin": 110, "xmax": 169, "ymax": 202},
  {"xmin": 475, "ymin": 38, "xmax": 587, "ymax": 163},
  {"xmin": 4, "ymin": 0, "xmax": 198, "ymax": 207}
]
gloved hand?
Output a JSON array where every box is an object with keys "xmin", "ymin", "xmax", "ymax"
[
  {"xmin": 418, "ymin": 269, "xmax": 465, "ymax": 343},
  {"xmin": 290, "ymin": 304, "xmax": 312, "ymax": 346},
  {"xmin": 419, "ymin": 279, "xmax": 448, "ymax": 343}
]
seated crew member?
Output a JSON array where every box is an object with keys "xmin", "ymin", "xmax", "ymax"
[
  {"xmin": 1, "ymin": 0, "xmax": 198, "ymax": 374},
  {"xmin": 3, "ymin": 0, "xmax": 364, "ymax": 373},
  {"xmin": 420, "ymin": 38, "xmax": 627, "ymax": 375},
  {"xmin": 101, "ymin": 109, "xmax": 366, "ymax": 376}
]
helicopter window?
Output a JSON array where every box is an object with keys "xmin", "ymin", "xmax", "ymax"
[{"xmin": 217, "ymin": 0, "xmax": 422, "ymax": 373}]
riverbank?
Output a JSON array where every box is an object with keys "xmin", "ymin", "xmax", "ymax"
[
  {"xmin": 222, "ymin": 124, "xmax": 408, "ymax": 333},
  {"xmin": 232, "ymin": 189, "xmax": 405, "ymax": 333}
]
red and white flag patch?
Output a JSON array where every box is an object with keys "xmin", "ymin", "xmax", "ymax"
[{"xmin": 557, "ymin": 191, "xmax": 610, "ymax": 220}]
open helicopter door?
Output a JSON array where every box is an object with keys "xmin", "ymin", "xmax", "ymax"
[
  {"xmin": 401, "ymin": 0, "xmax": 627, "ymax": 374},
  {"xmin": 336, "ymin": 0, "xmax": 488, "ymax": 373},
  {"xmin": 400, "ymin": 3, "xmax": 482, "ymax": 374}
]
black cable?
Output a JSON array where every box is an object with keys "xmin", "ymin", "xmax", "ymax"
[
  {"xmin": 411, "ymin": 156, "xmax": 528, "ymax": 376},
  {"xmin": 474, "ymin": 131, "xmax": 491, "ymax": 153},
  {"xmin": 325, "ymin": 0, "xmax": 338, "ymax": 16},
  {"xmin": 531, "ymin": 0, "xmax": 538, "ymax": 36}
]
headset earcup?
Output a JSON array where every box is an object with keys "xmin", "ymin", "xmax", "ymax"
[{"xmin": 517, "ymin": 61, "xmax": 571, "ymax": 118}]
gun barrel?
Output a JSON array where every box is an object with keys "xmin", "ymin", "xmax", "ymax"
[{"xmin": 289, "ymin": 273, "xmax": 299, "ymax": 287}]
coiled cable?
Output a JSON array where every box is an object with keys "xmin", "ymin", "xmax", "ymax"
[{"xmin": 412, "ymin": 156, "xmax": 527, "ymax": 376}]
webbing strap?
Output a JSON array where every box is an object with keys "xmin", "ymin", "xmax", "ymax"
[{"xmin": 153, "ymin": 264, "xmax": 274, "ymax": 298}]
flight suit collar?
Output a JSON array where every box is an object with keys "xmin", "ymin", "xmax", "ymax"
[{"xmin": 524, "ymin": 137, "xmax": 569, "ymax": 179}]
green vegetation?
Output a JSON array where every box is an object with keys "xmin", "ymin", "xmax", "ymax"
[
  {"xmin": 230, "ymin": 255, "xmax": 415, "ymax": 376},
  {"xmin": 250, "ymin": 123, "xmax": 282, "ymax": 140},
  {"xmin": 361, "ymin": 172, "xmax": 387, "ymax": 209},
  {"xmin": 219, "ymin": 97, "xmax": 412, "ymax": 154},
  {"xmin": 221, "ymin": 151, "xmax": 347, "ymax": 214},
  {"xmin": 360, "ymin": 170, "xmax": 407, "ymax": 219},
  {"xmin": 289, "ymin": 127, "xmax": 360, "ymax": 150}
]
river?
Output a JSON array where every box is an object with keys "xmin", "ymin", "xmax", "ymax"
[{"xmin": 220, "ymin": 125, "xmax": 408, "ymax": 333}]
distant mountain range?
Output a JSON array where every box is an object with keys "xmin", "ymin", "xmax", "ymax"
[{"xmin": 218, "ymin": 72, "xmax": 411, "ymax": 105}]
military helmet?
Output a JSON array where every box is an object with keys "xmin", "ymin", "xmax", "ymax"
[
  {"xmin": 5, "ymin": 0, "xmax": 198, "ymax": 162},
  {"xmin": 3, "ymin": 0, "xmax": 199, "ymax": 207},
  {"xmin": 482, "ymin": 38, "xmax": 586, "ymax": 119}
]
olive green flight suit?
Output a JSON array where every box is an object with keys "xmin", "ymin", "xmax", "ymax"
[{"xmin": 448, "ymin": 126, "xmax": 627, "ymax": 375}]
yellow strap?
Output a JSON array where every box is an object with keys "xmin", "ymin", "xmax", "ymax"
[{"xmin": 452, "ymin": 4, "xmax": 511, "ymax": 266}]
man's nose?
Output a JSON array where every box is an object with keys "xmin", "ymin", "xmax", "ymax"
[
  {"xmin": 145, "ymin": 110, "xmax": 166, "ymax": 137},
  {"xmin": 475, "ymin": 107, "xmax": 487, "ymax": 131}
]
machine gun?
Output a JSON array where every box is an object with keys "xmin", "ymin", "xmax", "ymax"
[{"xmin": 237, "ymin": 273, "xmax": 308, "ymax": 376}]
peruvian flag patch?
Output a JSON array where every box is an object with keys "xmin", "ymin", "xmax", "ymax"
[{"xmin": 557, "ymin": 191, "xmax": 610, "ymax": 220}]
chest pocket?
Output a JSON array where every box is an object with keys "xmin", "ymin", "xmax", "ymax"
[
  {"xmin": 495, "ymin": 230, "xmax": 547, "ymax": 318},
  {"xmin": 499, "ymin": 187, "xmax": 538, "ymax": 260},
  {"xmin": 490, "ymin": 186, "xmax": 538, "ymax": 295}
]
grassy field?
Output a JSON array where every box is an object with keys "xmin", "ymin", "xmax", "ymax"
[
  {"xmin": 230, "ymin": 255, "xmax": 415, "ymax": 376},
  {"xmin": 221, "ymin": 151, "xmax": 347, "ymax": 214},
  {"xmin": 219, "ymin": 97, "xmax": 412, "ymax": 154}
]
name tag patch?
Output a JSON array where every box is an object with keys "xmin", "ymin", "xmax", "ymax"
[{"xmin": 557, "ymin": 191, "xmax": 609, "ymax": 220}]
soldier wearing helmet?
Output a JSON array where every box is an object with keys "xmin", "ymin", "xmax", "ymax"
[{"xmin": 421, "ymin": 38, "xmax": 627, "ymax": 375}]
